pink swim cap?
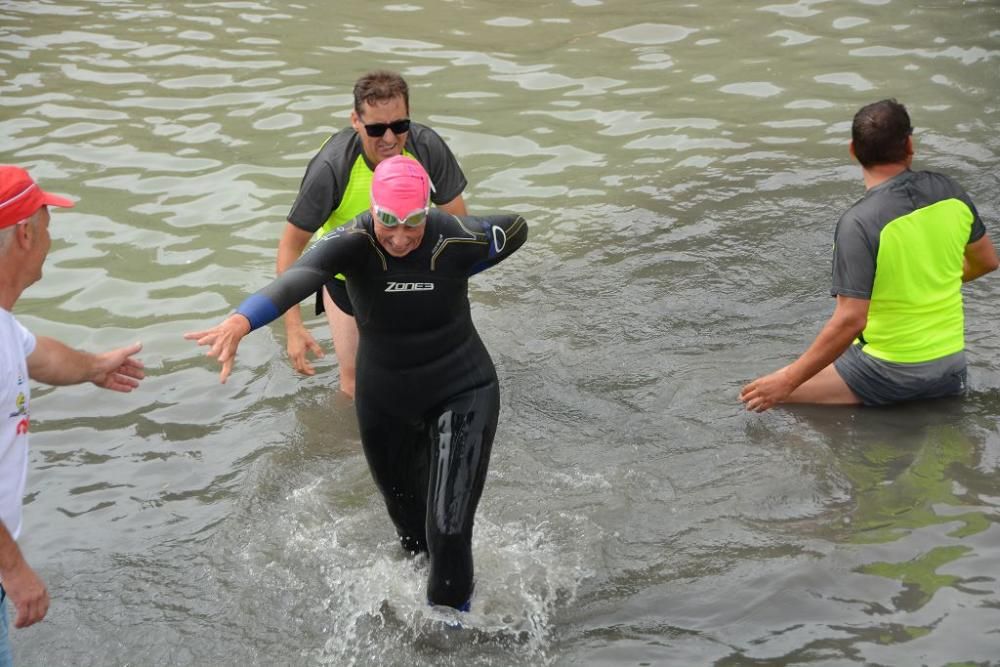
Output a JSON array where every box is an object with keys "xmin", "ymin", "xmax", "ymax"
[{"xmin": 370, "ymin": 155, "xmax": 430, "ymax": 218}]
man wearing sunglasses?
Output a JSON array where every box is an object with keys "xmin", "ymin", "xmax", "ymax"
[
  {"xmin": 277, "ymin": 70, "xmax": 468, "ymax": 398},
  {"xmin": 187, "ymin": 155, "xmax": 527, "ymax": 611}
]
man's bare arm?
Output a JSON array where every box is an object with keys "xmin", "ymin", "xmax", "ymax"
[
  {"xmin": 437, "ymin": 194, "xmax": 467, "ymax": 216},
  {"xmin": 0, "ymin": 521, "xmax": 48, "ymax": 628},
  {"xmin": 277, "ymin": 222, "xmax": 325, "ymax": 374},
  {"xmin": 740, "ymin": 296, "xmax": 869, "ymax": 411},
  {"xmin": 963, "ymin": 234, "xmax": 999, "ymax": 282}
]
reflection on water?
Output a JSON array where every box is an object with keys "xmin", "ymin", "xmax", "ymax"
[
  {"xmin": 841, "ymin": 425, "xmax": 988, "ymax": 546},
  {"xmin": 3, "ymin": 0, "xmax": 999, "ymax": 665},
  {"xmin": 736, "ymin": 403, "xmax": 1000, "ymax": 664},
  {"xmin": 834, "ymin": 417, "xmax": 994, "ymax": 627},
  {"xmin": 801, "ymin": 404, "xmax": 995, "ymax": 603}
]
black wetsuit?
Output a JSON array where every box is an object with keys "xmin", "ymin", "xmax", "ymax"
[{"xmin": 236, "ymin": 210, "xmax": 528, "ymax": 608}]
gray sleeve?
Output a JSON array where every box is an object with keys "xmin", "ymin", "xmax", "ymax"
[
  {"xmin": 830, "ymin": 212, "xmax": 876, "ymax": 299},
  {"xmin": 287, "ymin": 157, "xmax": 341, "ymax": 233},
  {"xmin": 963, "ymin": 195, "xmax": 986, "ymax": 244},
  {"xmin": 935, "ymin": 172, "xmax": 986, "ymax": 244},
  {"xmin": 408, "ymin": 125, "xmax": 468, "ymax": 205}
]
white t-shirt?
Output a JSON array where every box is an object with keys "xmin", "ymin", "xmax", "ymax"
[{"xmin": 0, "ymin": 308, "xmax": 36, "ymax": 540}]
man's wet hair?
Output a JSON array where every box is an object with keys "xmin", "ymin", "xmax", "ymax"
[
  {"xmin": 852, "ymin": 98, "xmax": 913, "ymax": 167},
  {"xmin": 354, "ymin": 71, "xmax": 410, "ymax": 116}
]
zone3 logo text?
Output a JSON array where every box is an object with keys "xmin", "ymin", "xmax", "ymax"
[{"xmin": 385, "ymin": 281, "xmax": 435, "ymax": 292}]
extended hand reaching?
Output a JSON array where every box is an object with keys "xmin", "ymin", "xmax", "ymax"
[{"xmin": 184, "ymin": 314, "xmax": 252, "ymax": 383}]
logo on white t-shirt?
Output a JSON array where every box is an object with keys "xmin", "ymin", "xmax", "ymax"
[{"xmin": 8, "ymin": 374, "xmax": 29, "ymax": 434}]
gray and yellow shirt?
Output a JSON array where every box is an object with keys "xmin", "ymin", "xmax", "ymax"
[
  {"xmin": 831, "ymin": 169, "xmax": 986, "ymax": 363},
  {"xmin": 287, "ymin": 121, "xmax": 467, "ymax": 240}
]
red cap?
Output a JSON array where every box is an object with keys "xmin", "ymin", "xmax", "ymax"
[
  {"xmin": 370, "ymin": 155, "xmax": 430, "ymax": 218},
  {"xmin": 0, "ymin": 166, "xmax": 75, "ymax": 229}
]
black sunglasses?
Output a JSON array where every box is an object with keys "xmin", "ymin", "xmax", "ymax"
[{"xmin": 362, "ymin": 118, "xmax": 411, "ymax": 138}]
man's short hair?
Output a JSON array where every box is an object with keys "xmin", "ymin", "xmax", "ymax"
[
  {"xmin": 0, "ymin": 223, "xmax": 15, "ymax": 252},
  {"xmin": 851, "ymin": 98, "xmax": 913, "ymax": 167},
  {"xmin": 0, "ymin": 208, "xmax": 41, "ymax": 252},
  {"xmin": 353, "ymin": 71, "xmax": 409, "ymax": 116}
]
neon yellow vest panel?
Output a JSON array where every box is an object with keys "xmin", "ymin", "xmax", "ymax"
[
  {"xmin": 312, "ymin": 148, "xmax": 417, "ymax": 242},
  {"xmin": 863, "ymin": 199, "xmax": 973, "ymax": 362},
  {"xmin": 312, "ymin": 149, "xmax": 415, "ymax": 281}
]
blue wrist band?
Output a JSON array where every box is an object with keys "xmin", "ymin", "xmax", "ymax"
[{"xmin": 235, "ymin": 294, "xmax": 280, "ymax": 331}]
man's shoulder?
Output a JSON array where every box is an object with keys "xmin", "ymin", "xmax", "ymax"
[
  {"xmin": 0, "ymin": 309, "xmax": 35, "ymax": 362},
  {"xmin": 839, "ymin": 168, "xmax": 977, "ymax": 240},
  {"xmin": 0, "ymin": 309, "xmax": 27, "ymax": 335},
  {"xmin": 840, "ymin": 172, "xmax": 924, "ymax": 229},
  {"xmin": 405, "ymin": 122, "xmax": 467, "ymax": 204},
  {"xmin": 407, "ymin": 121, "xmax": 445, "ymax": 143},
  {"xmin": 309, "ymin": 127, "xmax": 364, "ymax": 169},
  {"xmin": 406, "ymin": 122, "xmax": 452, "ymax": 158},
  {"xmin": 878, "ymin": 169, "xmax": 974, "ymax": 218},
  {"xmin": 907, "ymin": 169, "xmax": 967, "ymax": 198},
  {"xmin": 838, "ymin": 192, "xmax": 879, "ymax": 229},
  {"xmin": 910, "ymin": 168, "xmax": 956, "ymax": 183}
]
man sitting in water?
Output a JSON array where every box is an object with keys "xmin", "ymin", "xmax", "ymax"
[
  {"xmin": 741, "ymin": 98, "xmax": 998, "ymax": 411},
  {"xmin": 186, "ymin": 155, "xmax": 527, "ymax": 611}
]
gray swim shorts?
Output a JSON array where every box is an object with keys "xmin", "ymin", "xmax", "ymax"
[{"xmin": 833, "ymin": 343, "xmax": 967, "ymax": 406}]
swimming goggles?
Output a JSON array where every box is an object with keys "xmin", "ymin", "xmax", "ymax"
[
  {"xmin": 362, "ymin": 118, "xmax": 411, "ymax": 138},
  {"xmin": 372, "ymin": 202, "xmax": 428, "ymax": 228}
]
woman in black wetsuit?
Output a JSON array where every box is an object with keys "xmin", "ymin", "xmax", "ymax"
[{"xmin": 186, "ymin": 155, "xmax": 527, "ymax": 610}]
